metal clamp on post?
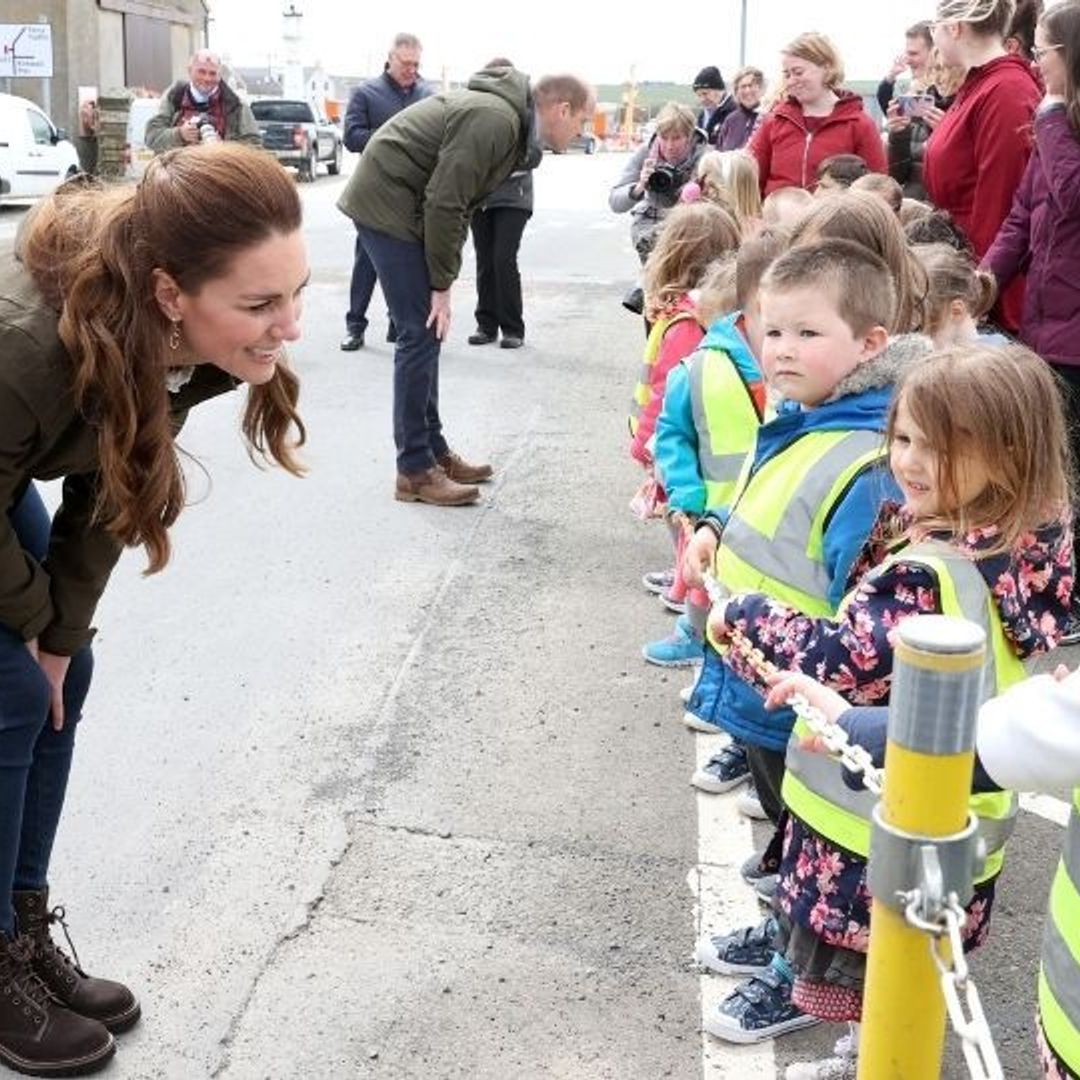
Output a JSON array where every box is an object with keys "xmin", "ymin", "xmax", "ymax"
[{"xmin": 868, "ymin": 805, "xmax": 986, "ymax": 918}]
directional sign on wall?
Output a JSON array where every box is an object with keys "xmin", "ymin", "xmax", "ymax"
[{"xmin": 0, "ymin": 24, "xmax": 54, "ymax": 78}]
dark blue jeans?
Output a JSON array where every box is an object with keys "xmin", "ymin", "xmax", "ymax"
[
  {"xmin": 356, "ymin": 225, "xmax": 449, "ymax": 474},
  {"xmin": 0, "ymin": 486, "xmax": 91, "ymax": 935},
  {"xmin": 345, "ymin": 226, "xmax": 378, "ymax": 336}
]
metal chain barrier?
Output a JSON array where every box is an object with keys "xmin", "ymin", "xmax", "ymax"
[{"xmin": 702, "ymin": 572, "xmax": 1004, "ymax": 1079}]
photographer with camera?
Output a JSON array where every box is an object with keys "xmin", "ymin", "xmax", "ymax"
[
  {"xmin": 145, "ymin": 50, "xmax": 260, "ymax": 154},
  {"xmin": 610, "ymin": 103, "xmax": 708, "ymax": 270}
]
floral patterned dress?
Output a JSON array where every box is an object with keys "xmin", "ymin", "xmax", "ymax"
[{"xmin": 719, "ymin": 503, "xmax": 1074, "ymax": 1021}]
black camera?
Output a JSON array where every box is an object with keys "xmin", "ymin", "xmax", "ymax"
[{"xmin": 646, "ymin": 162, "xmax": 681, "ymax": 195}]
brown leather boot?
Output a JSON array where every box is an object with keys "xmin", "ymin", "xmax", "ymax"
[
  {"xmin": 13, "ymin": 890, "xmax": 140, "ymax": 1035},
  {"xmin": 437, "ymin": 451, "xmax": 494, "ymax": 484},
  {"xmin": 395, "ymin": 466, "xmax": 479, "ymax": 506},
  {"xmin": 0, "ymin": 934, "xmax": 113, "ymax": 1076}
]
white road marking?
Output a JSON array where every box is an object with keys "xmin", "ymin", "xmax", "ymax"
[
  {"xmin": 690, "ymin": 726, "xmax": 777, "ymax": 1078},
  {"xmin": 1020, "ymin": 792, "xmax": 1071, "ymax": 827}
]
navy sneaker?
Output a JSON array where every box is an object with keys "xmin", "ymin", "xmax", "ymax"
[
  {"xmin": 704, "ymin": 965, "xmax": 820, "ymax": 1044},
  {"xmin": 696, "ymin": 915, "xmax": 777, "ymax": 975},
  {"xmin": 691, "ymin": 740, "xmax": 750, "ymax": 792}
]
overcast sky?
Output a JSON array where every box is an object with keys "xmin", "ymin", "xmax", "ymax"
[{"xmin": 208, "ymin": 1, "xmax": 937, "ymax": 88}]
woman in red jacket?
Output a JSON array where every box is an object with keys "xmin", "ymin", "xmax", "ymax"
[
  {"xmin": 747, "ymin": 32, "xmax": 887, "ymax": 196},
  {"xmin": 922, "ymin": 0, "xmax": 1042, "ymax": 332}
]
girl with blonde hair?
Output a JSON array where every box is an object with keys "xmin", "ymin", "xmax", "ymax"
[{"xmin": 682, "ymin": 150, "xmax": 763, "ymax": 233}]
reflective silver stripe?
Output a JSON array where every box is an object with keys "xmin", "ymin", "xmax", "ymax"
[
  {"xmin": 975, "ymin": 798, "xmax": 1018, "ymax": 852},
  {"xmin": 786, "ymin": 740, "xmax": 1018, "ymax": 856},
  {"xmin": 722, "ymin": 430, "xmax": 884, "ymax": 602},
  {"xmin": 689, "ymin": 357, "xmax": 750, "ymax": 484},
  {"xmin": 1042, "ymin": 897, "xmax": 1080, "ymax": 1049},
  {"xmin": 785, "ymin": 736, "xmax": 877, "ymax": 834},
  {"xmin": 1065, "ymin": 805, "xmax": 1080, "ymax": 893}
]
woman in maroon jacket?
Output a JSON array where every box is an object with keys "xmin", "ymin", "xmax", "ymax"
[
  {"xmin": 922, "ymin": 0, "xmax": 1042, "ymax": 332},
  {"xmin": 985, "ymin": 0, "xmax": 1080, "ymax": 639},
  {"xmin": 747, "ymin": 32, "xmax": 886, "ymax": 196}
]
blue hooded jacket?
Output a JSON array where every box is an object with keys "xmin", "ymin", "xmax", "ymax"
[
  {"xmin": 655, "ymin": 312, "xmax": 762, "ymax": 515},
  {"xmin": 686, "ymin": 336, "xmax": 929, "ymax": 751}
]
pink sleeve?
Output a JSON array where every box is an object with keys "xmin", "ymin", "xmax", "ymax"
[{"xmin": 629, "ymin": 320, "xmax": 704, "ymax": 463}]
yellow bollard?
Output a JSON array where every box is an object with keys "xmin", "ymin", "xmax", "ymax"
[{"xmin": 858, "ymin": 615, "xmax": 986, "ymax": 1079}]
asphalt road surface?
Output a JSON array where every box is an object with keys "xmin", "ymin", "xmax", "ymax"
[{"xmin": 0, "ymin": 151, "xmax": 1069, "ymax": 1079}]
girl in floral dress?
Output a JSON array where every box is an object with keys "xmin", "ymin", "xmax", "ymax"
[{"xmin": 708, "ymin": 342, "xmax": 1074, "ymax": 1074}]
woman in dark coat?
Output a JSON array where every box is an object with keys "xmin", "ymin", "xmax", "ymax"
[{"xmin": 984, "ymin": 0, "xmax": 1080, "ymax": 638}]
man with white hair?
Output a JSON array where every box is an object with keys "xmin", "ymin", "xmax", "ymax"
[{"xmin": 145, "ymin": 49, "xmax": 260, "ymax": 152}]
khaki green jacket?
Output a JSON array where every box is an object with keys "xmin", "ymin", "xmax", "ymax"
[
  {"xmin": 337, "ymin": 67, "xmax": 534, "ymax": 290},
  {"xmin": 144, "ymin": 80, "xmax": 261, "ymax": 153},
  {"xmin": 0, "ymin": 253, "xmax": 235, "ymax": 655}
]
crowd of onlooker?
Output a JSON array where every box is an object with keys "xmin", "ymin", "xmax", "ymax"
[{"xmin": 609, "ymin": 2, "xmax": 1080, "ymax": 1077}]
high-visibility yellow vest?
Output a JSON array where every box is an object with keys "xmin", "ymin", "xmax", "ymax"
[
  {"xmin": 687, "ymin": 348, "xmax": 764, "ymax": 512},
  {"xmin": 629, "ymin": 310, "xmax": 696, "ymax": 436},
  {"xmin": 707, "ymin": 428, "xmax": 887, "ymax": 653},
  {"xmin": 781, "ymin": 542, "xmax": 1023, "ymax": 884},
  {"xmin": 1039, "ymin": 788, "xmax": 1080, "ymax": 1071}
]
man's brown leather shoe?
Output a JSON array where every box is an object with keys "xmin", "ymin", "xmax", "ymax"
[
  {"xmin": 395, "ymin": 466, "xmax": 479, "ymax": 506},
  {"xmin": 437, "ymin": 451, "xmax": 493, "ymax": 484}
]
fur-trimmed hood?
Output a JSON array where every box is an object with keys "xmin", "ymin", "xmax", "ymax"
[{"xmin": 822, "ymin": 333, "xmax": 934, "ymax": 405}]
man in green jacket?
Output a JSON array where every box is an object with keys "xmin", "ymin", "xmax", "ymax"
[
  {"xmin": 338, "ymin": 67, "xmax": 594, "ymax": 506},
  {"xmin": 145, "ymin": 50, "xmax": 260, "ymax": 152}
]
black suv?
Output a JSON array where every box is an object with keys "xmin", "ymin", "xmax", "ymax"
[{"xmin": 250, "ymin": 99, "xmax": 342, "ymax": 181}]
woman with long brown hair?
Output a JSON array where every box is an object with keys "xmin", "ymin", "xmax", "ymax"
[{"xmin": 0, "ymin": 141, "xmax": 306, "ymax": 1075}]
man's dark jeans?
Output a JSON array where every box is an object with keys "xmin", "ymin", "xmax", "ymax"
[
  {"xmin": 357, "ymin": 225, "xmax": 449, "ymax": 474},
  {"xmin": 345, "ymin": 227, "xmax": 379, "ymax": 336},
  {"xmin": 0, "ymin": 486, "xmax": 92, "ymax": 935}
]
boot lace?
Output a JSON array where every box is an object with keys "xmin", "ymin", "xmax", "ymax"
[
  {"xmin": 2, "ymin": 937, "xmax": 54, "ymax": 1009},
  {"xmin": 42, "ymin": 906, "xmax": 83, "ymax": 974}
]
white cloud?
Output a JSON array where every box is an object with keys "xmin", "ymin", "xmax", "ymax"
[{"xmin": 209, "ymin": 0, "xmax": 935, "ymax": 87}]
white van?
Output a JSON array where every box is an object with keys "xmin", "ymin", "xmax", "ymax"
[
  {"xmin": 0, "ymin": 92, "xmax": 79, "ymax": 200},
  {"xmin": 125, "ymin": 96, "xmax": 160, "ymax": 180}
]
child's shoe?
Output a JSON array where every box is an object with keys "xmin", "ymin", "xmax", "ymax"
[
  {"xmin": 683, "ymin": 710, "xmax": 722, "ymax": 733},
  {"xmin": 660, "ymin": 587, "xmax": 687, "ymax": 614},
  {"xmin": 678, "ymin": 681, "xmax": 696, "ymax": 705},
  {"xmin": 740, "ymin": 849, "xmax": 776, "ymax": 886},
  {"xmin": 691, "ymin": 740, "xmax": 750, "ymax": 792},
  {"xmin": 642, "ymin": 568, "xmax": 675, "ymax": 595},
  {"xmin": 737, "ymin": 784, "xmax": 768, "ymax": 820},
  {"xmin": 696, "ymin": 914, "xmax": 777, "ymax": 975},
  {"xmin": 704, "ymin": 957, "xmax": 820, "ymax": 1044},
  {"xmin": 642, "ymin": 616, "xmax": 704, "ymax": 667},
  {"xmin": 785, "ymin": 1056, "xmax": 857, "ymax": 1079}
]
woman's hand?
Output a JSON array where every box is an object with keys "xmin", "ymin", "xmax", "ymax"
[
  {"xmin": 426, "ymin": 289, "xmax": 452, "ymax": 341},
  {"xmin": 921, "ymin": 104, "xmax": 945, "ymax": 131},
  {"xmin": 885, "ymin": 101, "xmax": 910, "ymax": 134},
  {"xmin": 682, "ymin": 527, "xmax": 718, "ymax": 589},
  {"xmin": 26, "ymin": 640, "xmax": 71, "ymax": 731},
  {"xmin": 634, "ymin": 156, "xmax": 657, "ymax": 198}
]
